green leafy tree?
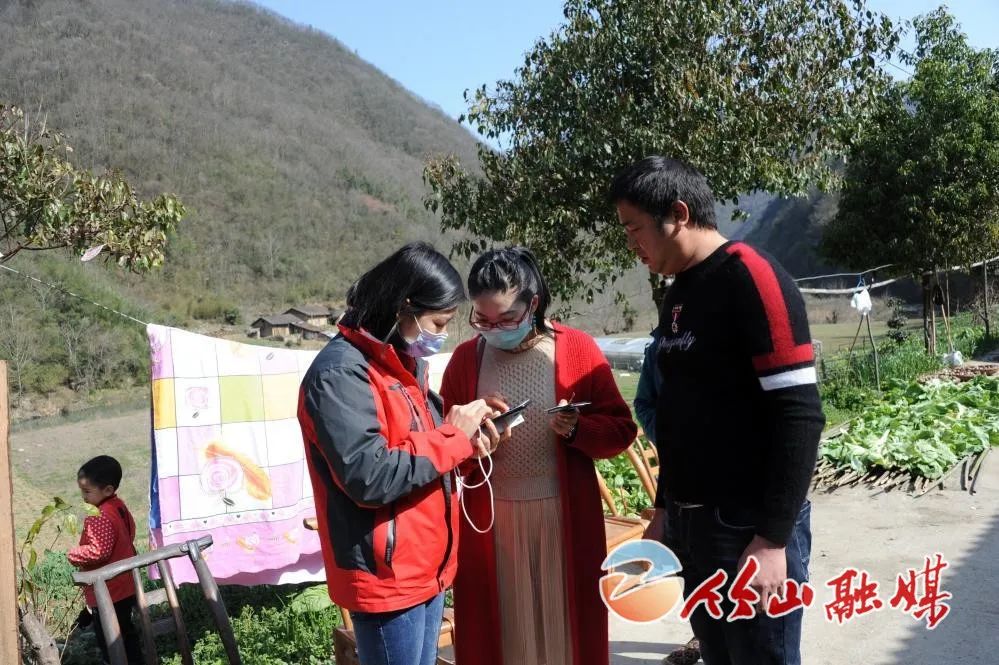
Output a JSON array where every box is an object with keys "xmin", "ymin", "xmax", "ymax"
[
  {"xmin": 1, "ymin": 105, "xmax": 185, "ymax": 270},
  {"xmin": 424, "ymin": 0, "xmax": 898, "ymax": 306},
  {"xmin": 822, "ymin": 9, "xmax": 999, "ymax": 351}
]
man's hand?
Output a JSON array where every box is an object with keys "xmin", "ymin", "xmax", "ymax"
[
  {"xmin": 643, "ymin": 507, "xmax": 666, "ymax": 542},
  {"xmin": 738, "ymin": 535, "xmax": 787, "ymax": 609}
]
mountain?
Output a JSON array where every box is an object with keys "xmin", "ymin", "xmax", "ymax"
[
  {"xmin": 739, "ymin": 191, "xmax": 841, "ymax": 278},
  {"xmin": 0, "ymin": 0, "xmax": 481, "ymax": 312},
  {"xmin": 0, "ymin": 0, "xmax": 484, "ymax": 409}
]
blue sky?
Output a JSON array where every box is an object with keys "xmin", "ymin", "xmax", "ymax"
[{"xmin": 254, "ymin": 1, "xmax": 999, "ymax": 123}]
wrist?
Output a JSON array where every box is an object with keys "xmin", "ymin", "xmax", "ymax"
[{"xmin": 751, "ymin": 534, "xmax": 785, "ymax": 551}]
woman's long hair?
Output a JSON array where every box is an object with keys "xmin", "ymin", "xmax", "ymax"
[
  {"xmin": 341, "ymin": 242, "xmax": 465, "ymax": 343},
  {"xmin": 467, "ymin": 246, "xmax": 554, "ymax": 333}
]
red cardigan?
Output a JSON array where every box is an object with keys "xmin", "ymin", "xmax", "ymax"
[{"xmin": 440, "ymin": 323, "xmax": 637, "ymax": 665}]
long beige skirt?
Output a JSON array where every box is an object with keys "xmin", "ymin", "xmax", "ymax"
[{"xmin": 493, "ymin": 496, "xmax": 573, "ymax": 665}]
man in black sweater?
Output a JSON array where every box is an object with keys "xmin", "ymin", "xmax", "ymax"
[{"xmin": 611, "ymin": 156, "xmax": 825, "ymax": 665}]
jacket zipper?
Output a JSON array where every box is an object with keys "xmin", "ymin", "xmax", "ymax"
[
  {"xmin": 399, "ymin": 378, "xmax": 454, "ymax": 588},
  {"xmin": 436, "ymin": 473, "xmax": 453, "ymax": 589},
  {"xmin": 385, "ymin": 503, "xmax": 396, "ymax": 567}
]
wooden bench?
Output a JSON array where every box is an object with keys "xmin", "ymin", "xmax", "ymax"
[{"xmin": 72, "ymin": 535, "xmax": 240, "ymax": 665}]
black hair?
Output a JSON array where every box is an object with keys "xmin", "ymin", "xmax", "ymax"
[
  {"xmin": 608, "ymin": 156, "xmax": 717, "ymax": 229},
  {"xmin": 468, "ymin": 246, "xmax": 554, "ymax": 332},
  {"xmin": 78, "ymin": 455, "xmax": 123, "ymax": 490},
  {"xmin": 341, "ymin": 242, "xmax": 465, "ymax": 342}
]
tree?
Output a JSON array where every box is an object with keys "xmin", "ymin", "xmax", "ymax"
[
  {"xmin": 822, "ymin": 9, "xmax": 999, "ymax": 352},
  {"xmin": 0, "ymin": 303, "xmax": 37, "ymax": 400},
  {"xmin": 424, "ymin": 0, "xmax": 897, "ymax": 307},
  {"xmin": 1, "ymin": 105, "xmax": 185, "ymax": 270}
]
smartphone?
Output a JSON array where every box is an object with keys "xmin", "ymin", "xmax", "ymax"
[
  {"xmin": 486, "ymin": 399, "xmax": 531, "ymax": 434},
  {"xmin": 545, "ymin": 401, "xmax": 591, "ymax": 414}
]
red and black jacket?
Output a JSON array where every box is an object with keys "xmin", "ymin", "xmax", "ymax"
[{"xmin": 298, "ymin": 324, "xmax": 474, "ymax": 613}]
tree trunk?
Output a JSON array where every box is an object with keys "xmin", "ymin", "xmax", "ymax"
[
  {"xmin": 930, "ymin": 293, "xmax": 938, "ymax": 356},
  {"xmin": 985, "ymin": 262, "xmax": 992, "ymax": 338},
  {"xmin": 922, "ymin": 274, "xmax": 932, "ymax": 353},
  {"xmin": 945, "ymin": 272, "xmax": 952, "ymax": 320},
  {"xmin": 930, "ymin": 272, "xmax": 939, "ymax": 356},
  {"xmin": 18, "ymin": 610, "xmax": 60, "ymax": 665}
]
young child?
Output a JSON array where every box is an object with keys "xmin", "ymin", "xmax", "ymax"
[{"xmin": 66, "ymin": 455, "xmax": 143, "ymax": 665}]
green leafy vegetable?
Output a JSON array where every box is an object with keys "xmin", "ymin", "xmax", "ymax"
[{"xmin": 820, "ymin": 377, "xmax": 999, "ymax": 480}]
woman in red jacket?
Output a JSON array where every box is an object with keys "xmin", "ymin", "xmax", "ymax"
[
  {"xmin": 440, "ymin": 247, "xmax": 637, "ymax": 665},
  {"xmin": 299, "ymin": 242, "xmax": 507, "ymax": 665}
]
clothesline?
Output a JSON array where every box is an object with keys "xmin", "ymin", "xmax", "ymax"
[{"xmin": 798, "ymin": 255, "xmax": 999, "ymax": 295}]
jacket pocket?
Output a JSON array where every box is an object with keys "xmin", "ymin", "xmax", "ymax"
[{"xmin": 714, "ymin": 505, "xmax": 758, "ymax": 531}]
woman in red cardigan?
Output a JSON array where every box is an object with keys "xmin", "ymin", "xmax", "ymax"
[{"xmin": 440, "ymin": 247, "xmax": 637, "ymax": 665}]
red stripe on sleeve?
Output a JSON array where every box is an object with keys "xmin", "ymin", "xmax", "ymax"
[
  {"xmin": 752, "ymin": 343, "xmax": 815, "ymax": 372},
  {"xmin": 726, "ymin": 243, "xmax": 814, "ymax": 372}
]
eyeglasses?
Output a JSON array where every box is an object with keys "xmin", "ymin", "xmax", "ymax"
[{"xmin": 469, "ymin": 306, "xmax": 532, "ymax": 332}]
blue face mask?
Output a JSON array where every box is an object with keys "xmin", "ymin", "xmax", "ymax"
[
  {"xmin": 402, "ymin": 317, "xmax": 448, "ymax": 357},
  {"xmin": 480, "ymin": 313, "xmax": 534, "ymax": 350}
]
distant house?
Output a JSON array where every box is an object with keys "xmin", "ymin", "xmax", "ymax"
[
  {"xmin": 284, "ymin": 305, "xmax": 340, "ymax": 328},
  {"xmin": 250, "ymin": 314, "xmax": 299, "ymax": 339},
  {"xmin": 289, "ymin": 320, "xmax": 328, "ymax": 341}
]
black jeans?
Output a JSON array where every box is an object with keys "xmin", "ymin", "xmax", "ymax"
[
  {"xmin": 663, "ymin": 500, "xmax": 812, "ymax": 665},
  {"xmin": 93, "ymin": 597, "xmax": 144, "ymax": 665}
]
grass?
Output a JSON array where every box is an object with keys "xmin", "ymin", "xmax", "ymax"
[
  {"xmin": 613, "ymin": 370, "xmax": 640, "ymax": 405},
  {"xmin": 10, "ymin": 409, "xmax": 151, "ymax": 542},
  {"xmin": 809, "ymin": 318, "xmax": 929, "ymax": 353},
  {"xmin": 810, "ymin": 320, "xmax": 892, "ymax": 352}
]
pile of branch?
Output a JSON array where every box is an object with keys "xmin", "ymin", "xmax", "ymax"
[{"xmin": 811, "ymin": 448, "xmax": 991, "ymax": 497}]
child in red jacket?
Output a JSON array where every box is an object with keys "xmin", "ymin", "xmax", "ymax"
[{"xmin": 67, "ymin": 455, "xmax": 143, "ymax": 665}]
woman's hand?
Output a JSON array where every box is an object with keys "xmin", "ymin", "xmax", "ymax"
[
  {"xmin": 445, "ymin": 398, "xmax": 511, "ymax": 458},
  {"xmin": 446, "ymin": 399, "xmax": 496, "ymax": 438},
  {"xmin": 482, "ymin": 392, "xmax": 510, "ymax": 415},
  {"xmin": 549, "ymin": 399, "xmax": 580, "ymax": 438},
  {"xmin": 472, "ymin": 393, "xmax": 512, "ymax": 457},
  {"xmin": 472, "ymin": 418, "xmax": 503, "ymax": 458}
]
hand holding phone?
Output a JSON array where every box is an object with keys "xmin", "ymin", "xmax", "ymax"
[
  {"xmin": 486, "ymin": 399, "xmax": 531, "ymax": 435},
  {"xmin": 548, "ymin": 397, "xmax": 581, "ymax": 439},
  {"xmin": 545, "ymin": 401, "xmax": 591, "ymax": 414}
]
